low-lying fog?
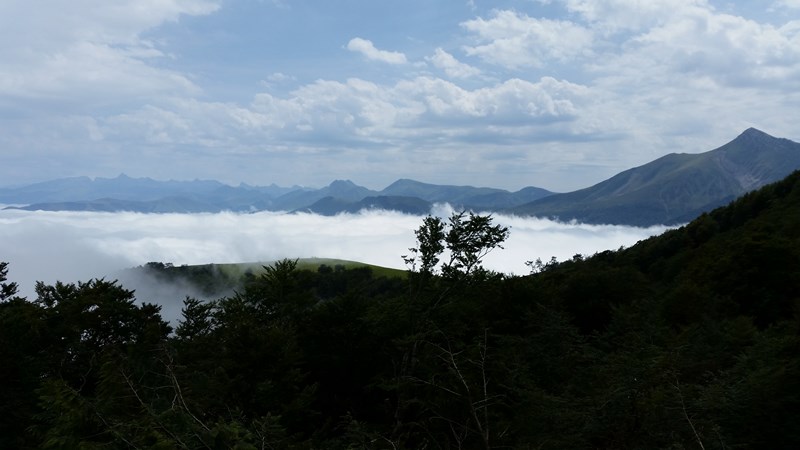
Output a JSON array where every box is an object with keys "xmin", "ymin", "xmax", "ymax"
[{"xmin": 1, "ymin": 206, "xmax": 670, "ymax": 319}]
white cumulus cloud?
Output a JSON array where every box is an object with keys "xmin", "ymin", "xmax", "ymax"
[
  {"xmin": 563, "ymin": 0, "xmax": 710, "ymax": 33},
  {"xmin": 461, "ymin": 10, "xmax": 593, "ymax": 68},
  {"xmin": 0, "ymin": 0, "xmax": 219, "ymax": 106},
  {"xmin": 427, "ymin": 48, "xmax": 482, "ymax": 79},
  {"xmin": 346, "ymin": 37, "xmax": 408, "ymax": 64}
]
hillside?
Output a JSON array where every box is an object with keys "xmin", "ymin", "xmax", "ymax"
[
  {"xmin": 513, "ymin": 128, "xmax": 800, "ymax": 225},
  {"xmin": 115, "ymin": 258, "xmax": 407, "ymax": 324},
  {"xmin": 1, "ymin": 171, "xmax": 799, "ymax": 448}
]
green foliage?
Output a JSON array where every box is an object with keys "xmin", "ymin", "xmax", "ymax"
[
  {"xmin": 404, "ymin": 215, "xmax": 445, "ymax": 275},
  {"xmin": 141, "ymin": 261, "xmax": 241, "ymax": 297},
  {"xmin": 3, "ymin": 171, "xmax": 800, "ymax": 448},
  {"xmin": 0, "ymin": 281, "xmax": 46, "ymax": 447},
  {"xmin": 405, "ymin": 211, "xmax": 509, "ymax": 280},
  {"xmin": 441, "ymin": 211, "xmax": 509, "ymax": 279},
  {"xmin": 0, "ymin": 261, "xmax": 19, "ymax": 301}
]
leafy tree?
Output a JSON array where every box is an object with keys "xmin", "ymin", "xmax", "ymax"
[
  {"xmin": 0, "ymin": 262, "xmax": 47, "ymax": 447},
  {"xmin": 0, "ymin": 261, "xmax": 19, "ymax": 301},
  {"xmin": 22, "ymin": 279, "xmax": 172, "ymax": 447},
  {"xmin": 403, "ymin": 215, "xmax": 445, "ymax": 276},
  {"xmin": 405, "ymin": 211, "xmax": 509, "ymax": 280},
  {"xmin": 387, "ymin": 213, "xmax": 512, "ymax": 447},
  {"xmin": 175, "ymin": 296, "xmax": 215, "ymax": 341}
]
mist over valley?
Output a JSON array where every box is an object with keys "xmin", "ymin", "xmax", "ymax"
[{"xmin": 0, "ymin": 206, "xmax": 668, "ymax": 307}]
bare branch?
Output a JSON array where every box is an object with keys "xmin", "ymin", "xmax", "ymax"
[
  {"xmin": 119, "ymin": 367, "xmax": 191, "ymax": 449},
  {"xmin": 673, "ymin": 377, "xmax": 706, "ymax": 450}
]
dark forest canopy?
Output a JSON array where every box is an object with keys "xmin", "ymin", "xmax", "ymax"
[{"xmin": 1, "ymin": 172, "xmax": 799, "ymax": 448}]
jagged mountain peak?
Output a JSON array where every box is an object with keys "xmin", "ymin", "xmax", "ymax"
[{"xmin": 738, "ymin": 127, "xmax": 771, "ymax": 139}]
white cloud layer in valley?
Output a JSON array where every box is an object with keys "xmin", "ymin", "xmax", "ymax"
[{"xmin": 0, "ymin": 208, "xmax": 669, "ymax": 303}]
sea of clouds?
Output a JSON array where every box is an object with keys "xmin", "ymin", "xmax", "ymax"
[{"xmin": 0, "ymin": 205, "xmax": 670, "ymax": 304}]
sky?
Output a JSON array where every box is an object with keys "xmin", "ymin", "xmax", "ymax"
[
  {"xmin": 0, "ymin": 207, "xmax": 668, "ymax": 308},
  {"xmin": 1, "ymin": 0, "xmax": 799, "ymax": 192}
]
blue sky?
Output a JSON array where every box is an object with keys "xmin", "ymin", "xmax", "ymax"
[{"xmin": 1, "ymin": 0, "xmax": 798, "ymax": 191}]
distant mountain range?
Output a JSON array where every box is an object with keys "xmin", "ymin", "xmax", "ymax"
[
  {"xmin": 3, "ymin": 128, "xmax": 799, "ymax": 226},
  {"xmin": 0, "ymin": 174, "xmax": 554, "ymax": 216},
  {"xmin": 0, "ymin": 174, "xmax": 303, "ymax": 212}
]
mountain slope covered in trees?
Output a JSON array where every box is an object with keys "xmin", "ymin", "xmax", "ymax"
[{"xmin": 1, "ymin": 171, "xmax": 799, "ymax": 448}]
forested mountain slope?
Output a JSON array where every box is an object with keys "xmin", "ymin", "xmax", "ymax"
[{"xmin": 1, "ymin": 171, "xmax": 798, "ymax": 448}]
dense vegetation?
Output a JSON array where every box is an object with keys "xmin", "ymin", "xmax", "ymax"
[{"xmin": 2, "ymin": 172, "xmax": 799, "ymax": 449}]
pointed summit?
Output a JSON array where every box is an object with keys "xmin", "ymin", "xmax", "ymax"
[
  {"xmin": 735, "ymin": 127, "xmax": 774, "ymax": 142},
  {"xmin": 722, "ymin": 128, "xmax": 796, "ymax": 158},
  {"xmin": 729, "ymin": 128, "xmax": 798, "ymax": 152},
  {"xmin": 741, "ymin": 127, "xmax": 767, "ymax": 136},
  {"xmin": 513, "ymin": 129, "xmax": 800, "ymax": 226}
]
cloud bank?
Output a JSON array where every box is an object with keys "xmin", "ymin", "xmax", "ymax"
[{"xmin": 0, "ymin": 208, "xmax": 669, "ymax": 302}]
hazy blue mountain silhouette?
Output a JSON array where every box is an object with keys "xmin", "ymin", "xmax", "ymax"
[
  {"xmin": 297, "ymin": 195, "xmax": 432, "ymax": 216},
  {"xmin": 513, "ymin": 128, "xmax": 800, "ymax": 226},
  {"xmin": 5, "ymin": 128, "xmax": 799, "ymax": 225}
]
